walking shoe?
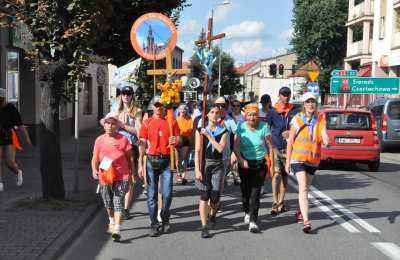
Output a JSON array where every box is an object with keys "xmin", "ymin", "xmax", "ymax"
[
  {"xmin": 162, "ymin": 221, "xmax": 171, "ymax": 233},
  {"xmin": 201, "ymin": 226, "xmax": 210, "ymax": 238},
  {"xmin": 181, "ymin": 178, "xmax": 188, "ymax": 185},
  {"xmin": 270, "ymin": 203, "xmax": 278, "ymax": 215},
  {"xmin": 277, "ymin": 202, "xmax": 287, "ymax": 213},
  {"xmin": 233, "ymin": 179, "xmax": 240, "ymax": 186},
  {"xmin": 149, "ymin": 225, "xmax": 160, "ymax": 237},
  {"xmin": 303, "ymin": 220, "xmax": 312, "ymax": 233},
  {"xmin": 107, "ymin": 224, "xmax": 114, "ymax": 234},
  {"xmin": 208, "ymin": 213, "xmax": 216, "ymax": 228},
  {"xmin": 176, "ymin": 173, "xmax": 182, "ymax": 183},
  {"xmin": 0, "ymin": 182, "xmax": 4, "ymax": 192},
  {"xmin": 295, "ymin": 211, "xmax": 303, "ymax": 224},
  {"xmin": 16, "ymin": 170, "xmax": 23, "ymax": 186},
  {"xmin": 243, "ymin": 213, "xmax": 250, "ymax": 224},
  {"xmin": 157, "ymin": 209, "xmax": 162, "ymax": 223},
  {"xmin": 249, "ymin": 222, "xmax": 260, "ymax": 233},
  {"xmin": 111, "ymin": 229, "xmax": 121, "ymax": 242},
  {"xmin": 123, "ymin": 209, "xmax": 131, "ymax": 220}
]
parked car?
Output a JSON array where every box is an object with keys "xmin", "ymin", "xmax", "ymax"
[
  {"xmin": 369, "ymin": 98, "xmax": 400, "ymax": 151},
  {"xmin": 320, "ymin": 108, "xmax": 380, "ymax": 172}
]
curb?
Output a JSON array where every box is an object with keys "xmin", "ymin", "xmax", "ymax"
[{"xmin": 36, "ymin": 200, "xmax": 102, "ymax": 260}]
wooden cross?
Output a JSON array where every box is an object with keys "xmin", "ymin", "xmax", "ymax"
[
  {"xmin": 147, "ymin": 51, "xmax": 191, "ymax": 84},
  {"xmin": 194, "ymin": 16, "xmax": 225, "ymax": 173}
]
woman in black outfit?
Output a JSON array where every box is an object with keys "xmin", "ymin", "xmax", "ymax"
[{"xmin": 0, "ymin": 89, "xmax": 31, "ymax": 191}]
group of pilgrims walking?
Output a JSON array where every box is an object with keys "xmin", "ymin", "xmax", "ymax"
[{"xmin": 90, "ymin": 85, "xmax": 329, "ymax": 242}]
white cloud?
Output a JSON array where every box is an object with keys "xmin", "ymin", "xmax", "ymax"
[
  {"xmin": 229, "ymin": 39, "xmax": 269, "ymax": 58},
  {"xmin": 178, "ymin": 41, "xmax": 196, "ymax": 61},
  {"xmin": 211, "ymin": 4, "xmax": 234, "ymax": 22},
  {"xmin": 279, "ymin": 28, "xmax": 294, "ymax": 41},
  {"xmin": 223, "ymin": 21, "xmax": 265, "ymax": 39},
  {"xmin": 177, "ymin": 19, "xmax": 200, "ymax": 38}
]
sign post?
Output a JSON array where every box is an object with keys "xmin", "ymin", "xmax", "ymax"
[{"xmin": 330, "ymin": 77, "xmax": 400, "ymax": 94}]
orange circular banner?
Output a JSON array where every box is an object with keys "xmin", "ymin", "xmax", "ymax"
[{"xmin": 130, "ymin": 12, "xmax": 177, "ymax": 60}]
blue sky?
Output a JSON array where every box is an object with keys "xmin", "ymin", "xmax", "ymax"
[{"xmin": 177, "ymin": 0, "xmax": 294, "ymax": 64}]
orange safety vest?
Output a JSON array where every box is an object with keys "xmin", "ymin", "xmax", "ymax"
[{"xmin": 291, "ymin": 115, "xmax": 325, "ymax": 166}]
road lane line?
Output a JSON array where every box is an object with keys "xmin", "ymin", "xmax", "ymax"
[
  {"xmin": 372, "ymin": 243, "xmax": 400, "ymax": 260},
  {"xmin": 310, "ymin": 187, "xmax": 381, "ymax": 233},
  {"xmin": 287, "ymin": 178, "xmax": 361, "ymax": 233}
]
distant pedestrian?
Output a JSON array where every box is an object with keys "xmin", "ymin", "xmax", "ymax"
[
  {"xmin": 234, "ymin": 103, "xmax": 274, "ymax": 233},
  {"xmin": 194, "ymin": 104, "xmax": 228, "ymax": 238},
  {"xmin": 228, "ymin": 99, "xmax": 244, "ymax": 185},
  {"xmin": 0, "ymin": 88, "xmax": 31, "ymax": 191},
  {"xmin": 91, "ymin": 115, "xmax": 132, "ymax": 242},
  {"xmin": 175, "ymin": 104, "xmax": 193, "ymax": 185},
  {"xmin": 285, "ymin": 93, "xmax": 329, "ymax": 233},
  {"xmin": 138, "ymin": 96, "xmax": 180, "ymax": 237},
  {"xmin": 258, "ymin": 94, "xmax": 272, "ymax": 195}
]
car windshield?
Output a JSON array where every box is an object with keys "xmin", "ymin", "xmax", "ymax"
[
  {"xmin": 387, "ymin": 101, "xmax": 400, "ymax": 120},
  {"xmin": 327, "ymin": 112, "xmax": 372, "ymax": 130}
]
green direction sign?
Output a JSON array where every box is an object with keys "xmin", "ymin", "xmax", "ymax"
[
  {"xmin": 330, "ymin": 77, "xmax": 400, "ymax": 94},
  {"xmin": 331, "ymin": 70, "xmax": 357, "ymax": 77}
]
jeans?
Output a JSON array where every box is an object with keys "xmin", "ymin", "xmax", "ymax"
[
  {"xmin": 146, "ymin": 158, "xmax": 173, "ymax": 226},
  {"xmin": 238, "ymin": 159, "xmax": 266, "ymax": 222}
]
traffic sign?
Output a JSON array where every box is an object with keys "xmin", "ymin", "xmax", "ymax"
[
  {"xmin": 331, "ymin": 70, "xmax": 357, "ymax": 77},
  {"xmin": 307, "ymin": 82, "xmax": 320, "ymax": 95},
  {"xmin": 307, "ymin": 71, "xmax": 319, "ymax": 82},
  {"xmin": 330, "ymin": 77, "xmax": 400, "ymax": 94}
]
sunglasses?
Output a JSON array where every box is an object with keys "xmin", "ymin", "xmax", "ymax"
[
  {"xmin": 122, "ymin": 92, "xmax": 133, "ymax": 96},
  {"xmin": 304, "ymin": 99, "xmax": 317, "ymax": 104},
  {"xmin": 216, "ymin": 104, "xmax": 226, "ymax": 108}
]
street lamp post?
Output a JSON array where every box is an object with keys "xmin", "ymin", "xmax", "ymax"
[{"xmin": 211, "ymin": 1, "xmax": 230, "ymax": 97}]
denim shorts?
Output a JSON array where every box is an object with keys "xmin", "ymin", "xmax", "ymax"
[{"xmin": 291, "ymin": 163, "xmax": 317, "ymax": 176}]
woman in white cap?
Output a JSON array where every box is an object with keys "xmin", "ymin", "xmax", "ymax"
[
  {"xmin": 285, "ymin": 93, "xmax": 329, "ymax": 233},
  {"xmin": 92, "ymin": 115, "xmax": 132, "ymax": 241},
  {"xmin": 0, "ymin": 88, "xmax": 31, "ymax": 191}
]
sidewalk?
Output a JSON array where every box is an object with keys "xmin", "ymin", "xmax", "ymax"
[{"xmin": 0, "ymin": 127, "xmax": 103, "ymax": 260}]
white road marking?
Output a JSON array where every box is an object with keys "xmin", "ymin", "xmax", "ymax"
[
  {"xmin": 287, "ymin": 178, "xmax": 361, "ymax": 233},
  {"xmin": 372, "ymin": 243, "xmax": 400, "ymax": 260},
  {"xmin": 310, "ymin": 187, "xmax": 381, "ymax": 233}
]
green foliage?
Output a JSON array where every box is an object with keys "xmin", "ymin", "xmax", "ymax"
[
  {"xmin": 291, "ymin": 0, "xmax": 348, "ymax": 87},
  {"xmin": 0, "ymin": 0, "xmax": 190, "ymax": 99},
  {"xmin": 189, "ymin": 45, "xmax": 244, "ymax": 96}
]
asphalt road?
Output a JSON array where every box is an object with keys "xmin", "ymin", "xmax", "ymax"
[{"xmin": 60, "ymin": 152, "xmax": 400, "ymax": 260}]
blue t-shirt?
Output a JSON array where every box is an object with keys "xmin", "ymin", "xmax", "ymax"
[{"xmin": 236, "ymin": 121, "xmax": 271, "ymax": 160}]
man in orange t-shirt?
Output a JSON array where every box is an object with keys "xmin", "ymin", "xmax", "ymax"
[{"xmin": 138, "ymin": 97, "xmax": 180, "ymax": 237}]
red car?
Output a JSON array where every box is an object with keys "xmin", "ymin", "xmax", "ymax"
[{"xmin": 320, "ymin": 108, "xmax": 380, "ymax": 172}]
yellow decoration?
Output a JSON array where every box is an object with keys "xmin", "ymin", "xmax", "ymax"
[{"xmin": 157, "ymin": 80, "xmax": 183, "ymax": 107}]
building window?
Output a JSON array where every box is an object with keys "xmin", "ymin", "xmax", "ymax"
[
  {"xmin": 83, "ymin": 76, "xmax": 92, "ymax": 115},
  {"xmin": 353, "ymin": 26, "xmax": 363, "ymax": 42},
  {"xmin": 395, "ymin": 9, "xmax": 400, "ymax": 32},
  {"xmin": 6, "ymin": 51, "xmax": 19, "ymax": 102},
  {"xmin": 379, "ymin": 0, "xmax": 387, "ymax": 39}
]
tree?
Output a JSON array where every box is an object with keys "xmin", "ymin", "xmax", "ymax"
[
  {"xmin": 189, "ymin": 45, "xmax": 243, "ymax": 97},
  {"xmin": 291, "ymin": 0, "xmax": 348, "ymax": 86},
  {"xmin": 1, "ymin": 0, "xmax": 189, "ymax": 199}
]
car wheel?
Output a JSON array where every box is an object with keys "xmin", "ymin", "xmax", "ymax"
[{"xmin": 368, "ymin": 160, "xmax": 380, "ymax": 172}]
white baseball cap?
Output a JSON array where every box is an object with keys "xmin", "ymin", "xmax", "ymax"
[{"xmin": 301, "ymin": 92, "xmax": 317, "ymax": 102}]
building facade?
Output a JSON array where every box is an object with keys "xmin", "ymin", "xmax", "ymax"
[{"xmin": 344, "ymin": 0, "xmax": 400, "ymax": 107}]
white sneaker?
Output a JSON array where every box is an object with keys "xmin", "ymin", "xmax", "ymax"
[
  {"xmin": 244, "ymin": 214, "xmax": 250, "ymax": 224},
  {"xmin": 249, "ymin": 222, "xmax": 260, "ymax": 233},
  {"xmin": 157, "ymin": 209, "xmax": 162, "ymax": 223},
  {"xmin": 0, "ymin": 182, "xmax": 4, "ymax": 191},
  {"xmin": 16, "ymin": 170, "xmax": 23, "ymax": 186}
]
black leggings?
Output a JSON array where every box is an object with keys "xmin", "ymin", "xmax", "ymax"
[{"xmin": 238, "ymin": 159, "xmax": 266, "ymax": 222}]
